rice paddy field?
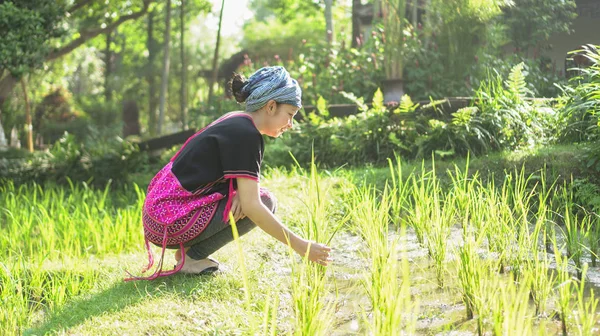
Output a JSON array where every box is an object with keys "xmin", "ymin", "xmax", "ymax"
[{"xmin": 2, "ymin": 158, "xmax": 600, "ymax": 335}]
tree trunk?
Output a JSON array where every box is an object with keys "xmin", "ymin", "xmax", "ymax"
[
  {"xmin": 105, "ymin": 29, "xmax": 113, "ymax": 102},
  {"xmin": 157, "ymin": 0, "xmax": 172, "ymax": 135},
  {"xmin": 325, "ymin": 0, "xmax": 334, "ymax": 45},
  {"xmin": 412, "ymin": 0, "xmax": 418, "ymax": 28},
  {"xmin": 20, "ymin": 77, "xmax": 33, "ymax": 152},
  {"xmin": 180, "ymin": 0, "xmax": 188, "ymax": 130},
  {"xmin": 0, "ymin": 74, "xmax": 17, "ymax": 109},
  {"xmin": 147, "ymin": 9, "xmax": 158, "ymax": 136},
  {"xmin": 208, "ymin": 0, "xmax": 225, "ymax": 104},
  {"xmin": 351, "ymin": 0, "xmax": 361, "ymax": 48}
]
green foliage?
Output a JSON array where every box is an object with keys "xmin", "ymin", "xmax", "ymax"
[
  {"xmin": 249, "ymin": 0, "xmax": 322, "ymax": 23},
  {"xmin": 264, "ymin": 90, "xmax": 419, "ymax": 167},
  {"xmin": 0, "ymin": 133, "xmax": 149, "ymax": 186},
  {"xmin": 503, "ymin": 0, "xmax": 577, "ymax": 54},
  {"xmin": 0, "ymin": 0, "xmax": 66, "ymax": 76},
  {"xmin": 556, "ymin": 45, "xmax": 600, "ymax": 143},
  {"xmin": 415, "ymin": 107, "xmax": 492, "ymax": 158},
  {"xmin": 473, "ymin": 63, "xmax": 558, "ymax": 149},
  {"xmin": 240, "ymin": 28, "xmax": 386, "ymax": 105},
  {"xmin": 429, "ymin": 0, "xmax": 507, "ymax": 79}
]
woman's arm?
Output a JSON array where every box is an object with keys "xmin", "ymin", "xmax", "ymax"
[{"xmin": 236, "ymin": 177, "xmax": 331, "ymax": 265}]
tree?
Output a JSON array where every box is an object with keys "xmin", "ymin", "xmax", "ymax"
[
  {"xmin": 503, "ymin": 0, "xmax": 577, "ymax": 55},
  {"xmin": 0, "ymin": 0, "xmax": 65, "ymax": 105},
  {"xmin": 208, "ymin": 0, "xmax": 226, "ymax": 104},
  {"xmin": 249, "ymin": 0, "xmax": 322, "ymax": 23},
  {"xmin": 180, "ymin": 0, "xmax": 188, "ymax": 130},
  {"xmin": 105, "ymin": 30, "xmax": 114, "ymax": 102},
  {"xmin": 158, "ymin": 0, "xmax": 173, "ymax": 135},
  {"xmin": 147, "ymin": 8, "xmax": 159, "ymax": 136},
  {"xmin": 351, "ymin": 0, "xmax": 361, "ymax": 48},
  {"xmin": 0, "ymin": 0, "xmax": 155, "ymax": 109},
  {"xmin": 325, "ymin": 0, "xmax": 334, "ymax": 44}
]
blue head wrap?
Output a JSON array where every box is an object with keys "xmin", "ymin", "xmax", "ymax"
[{"xmin": 241, "ymin": 66, "xmax": 302, "ymax": 112}]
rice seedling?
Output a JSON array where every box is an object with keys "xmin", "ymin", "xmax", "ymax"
[
  {"xmin": 560, "ymin": 184, "xmax": 588, "ymax": 280},
  {"xmin": 491, "ymin": 274, "xmax": 534, "ymax": 336},
  {"xmin": 423, "ymin": 189, "xmax": 453, "ymax": 288},
  {"xmin": 573, "ymin": 264, "xmax": 599, "ymax": 335},
  {"xmin": 587, "ymin": 213, "xmax": 600, "ymax": 267},
  {"xmin": 288, "ymin": 156, "xmax": 337, "ymax": 336},
  {"xmin": 553, "ymin": 234, "xmax": 575, "ymax": 336},
  {"xmin": 350, "ymin": 184, "xmax": 418, "ymax": 335},
  {"xmin": 0, "ymin": 181, "xmax": 142, "ymax": 334},
  {"xmin": 387, "ymin": 156, "xmax": 413, "ymax": 227},
  {"xmin": 407, "ymin": 162, "xmax": 436, "ymax": 246},
  {"xmin": 456, "ymin": 213, "xmax": 491, "ymax": 322}
]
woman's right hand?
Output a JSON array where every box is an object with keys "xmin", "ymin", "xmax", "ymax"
[{"xmin": 295, "ymin": 239, "xmax": 332, "ymax": 266}]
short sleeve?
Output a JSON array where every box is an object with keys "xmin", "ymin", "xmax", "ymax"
[{"xmin": 218, "ymin": 127, "xmax": 263, "ymax": 181}]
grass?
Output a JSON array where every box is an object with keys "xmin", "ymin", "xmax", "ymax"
[{"xmin": 3, "ymin": 147, "xmax": 600, "ymax": 335}]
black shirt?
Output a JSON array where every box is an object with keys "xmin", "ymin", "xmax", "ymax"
[{"xmin": 171, "ymin": 114, "xmax": 264, "ymax": 196}]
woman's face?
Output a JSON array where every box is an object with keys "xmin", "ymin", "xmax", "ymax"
[{"xmin": 265, "ymin": 102, "xmax": 299, "ymax": 138}]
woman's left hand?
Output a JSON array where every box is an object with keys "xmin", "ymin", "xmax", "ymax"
[{"xmin": 230, "ymin": 193, "xmax": 246, "ymax": 222}]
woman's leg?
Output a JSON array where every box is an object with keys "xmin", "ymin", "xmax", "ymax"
[{"xmin": 185, "ymin": 192, "xmax": 277, "ymax": 261}]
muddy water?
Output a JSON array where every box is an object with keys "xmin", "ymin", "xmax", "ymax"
[{"xmin": 320, "ymin": 226, "xmax": 599, "ymax": 335}]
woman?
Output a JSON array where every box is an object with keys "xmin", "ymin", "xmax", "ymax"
[{"xmin": 127, "ymin": 66, "xmax": 331, "ymax": 280}]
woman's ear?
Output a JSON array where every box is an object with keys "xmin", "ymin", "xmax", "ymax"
[{"xmin": 266, "ymin": 100, "xmax": 277, "ymax": 115}]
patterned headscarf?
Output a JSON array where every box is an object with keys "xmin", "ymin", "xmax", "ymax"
[{"xmin": 242, "ymin": 66, "xmax": 302, "ymax": 112}]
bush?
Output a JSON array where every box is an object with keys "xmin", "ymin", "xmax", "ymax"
[
  {"xmin": 0, "ymin": 132, "xmax": 149, "ymax": 187},
  {"xmin": 556, "ymin": 45, "xmax": 600, "ymax": 143},
  {"xmin": 264, "ymin": 90, "xmax": 419, "ymax": 168}
]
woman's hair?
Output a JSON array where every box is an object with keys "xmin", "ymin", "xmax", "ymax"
[
  {"xmin": 229, "ymin": 66, "xmax": 302, "ymax": 112},
  {"xmin": 229, "ymin": 73, "xmax": 250, "ymax": 103}
]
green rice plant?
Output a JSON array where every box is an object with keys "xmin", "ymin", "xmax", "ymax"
[
  {"xmin": 288, "ymin": 247, "xmax": 334, "ymax": 336},
  {"xmin": 481, "ymin": 178, "xmax": 513, "ymax": 273},
  {"xmin": 456, "ymin": 212, "xmax": 488, "ymax": 321},
  {"xmin": 524, "ymin": 168, "xmax": 558, "ymax": 316},
  {"xmin": 553, "ymin": 235, "xmax": 575, "ymax": 336},
  {"xmin": 445, "ymin": 158, "xmax": 479, "ymax": 228},
  {"xmin": 423, "ymin": 189, "xmax": 453, "ymax": 288},
  {"xmin": 526, "ymin": 247, "xmax": 555, "ymax": 317},
  {"xmin": 387, "ymin": 155, "xmax": 413, "ymax": 227},
  {"xmin": 588, "ymin": 213, "xmax": 600, "ymax": 267},
  {"xmin": 260, "ymin": 286, "xmax": 280, "ymax": 336},
  {"xmin": 573, "ymin": 264, "xmax": 599, "ymax": 335},
  {"xmin": 407, "ymin": 162, "xmax": 437, "ymax": 246},
  {"xmin": 491, "ymin": 274, "xmax": 534, "ymax": 336},
  {"xmin": 560, "ymin": 184, "xmax": 589, "ymax": 280},
  {"xmin": 500, "ymin": 170, "xmax": 539, "ymax": 281},
  {"xmin": 288, "ymin": 156, "xmax": 336, "ymax": 336},
  {"xmin": 351, "ymin": 185, "xmax": 418, "ymax": 334},
  {"xmin": 0, "ymin": 180, "xmax": 142, "ymax": 332},
  {"xmin": 410, "ymin": 158, "xmax": 452, "ymax": 288},
  {"xmin": 0, "ymin": 260, "xmax": 28, "ymax": 335}
]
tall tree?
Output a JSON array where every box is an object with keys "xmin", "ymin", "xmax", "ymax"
[
  {"xmin": 351, "ymin": 0, "xmax": 361, "ymax": 48},
  {"xmin": 0, "ymin": 0, "xmax": 155, "ymax": 110},
  {"xmin": 180, "ymin": 0, "xmax": 188, "ymax": 130},
  {"xmin": 208, "ymin": 0, "xmax": 226, "ymax": 104},
  {"xmin": 105, "ymin": 30, "xmax": 114, "ymax": 102},
  {"xmin": 147, "ymin": 8, "xmax": 158, "ymax": 136},
  {"xmin": 325, "ymin": 0, "xmax": 334, "ymax": 44},
  {"xmin": 20, "ymin": 78, "xmax": 33, "ymax": 152},
  {"xmin": 157, "ymin": 0, "xmax": 172, "ymax": 135}
]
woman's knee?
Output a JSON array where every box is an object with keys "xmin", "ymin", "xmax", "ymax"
[{"xmin": 260, "ymin": 191, "xmax": 277, "ymax": 214}]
